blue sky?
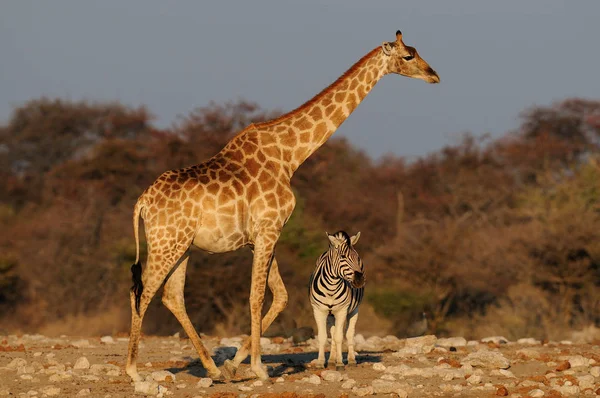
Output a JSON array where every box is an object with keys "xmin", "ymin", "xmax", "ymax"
[{"xmin": 1, "ymin": 1, "xmax": 599, "ymax": 160}]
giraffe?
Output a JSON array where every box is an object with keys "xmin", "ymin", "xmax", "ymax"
[{"xmin": 125, "ymin": 30, "xmax": 439, "ymax": 383}]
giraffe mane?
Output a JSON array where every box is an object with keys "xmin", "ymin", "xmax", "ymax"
[{"xmin": 253, "ymin": 47, "xmax": 381, "ymax": 129}]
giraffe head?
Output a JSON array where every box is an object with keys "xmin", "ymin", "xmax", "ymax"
[
  {"xmin": 327, "ymin": 231, "xmax": 365, "ymax": 288},
  {"xmin": 381, "ymin": 30, "xmax": 440, "ymax": 84}
]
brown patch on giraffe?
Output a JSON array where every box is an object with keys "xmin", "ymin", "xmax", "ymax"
[
  {"xmin": 299, "ymin": 132, "xmax": 312, "ymax": 144},
  {"xmin": 256, "ymin": 151, "xmax": 266, "ymax": 163},
  {"xmin": 262, "ymin": 145, "xmax": 282, "ymax": 161},
  {"xmin": 349, "ymin": 78, "xmax": 359, "ymax": 90},
  {"xmin": 309, "ymin": 106, "xmax": 323, "ymax": 120},
  {"xmin": 231, "ymin": 179, "xmax": 244, "ymax": 196},
  {"xmin": 245, "ymin": 157, "xmax": 261, "ymax": 178},
  {"xmin": 331, "ymin": 108, "xmax": 346, "ymax": 126},
  {"xmin": 347, "ymin": 93, "xmax": 358, "ymax": 109},
  {"xmin": 218, "ymin": 170, "xmax": 231, "ymax": 183},
  {"xmin": 218, "ymin": 186, "xmax": 236, "ymax": 204},
  {"xmin": 334, "ymin": 92, "xmax": 346, "ymax": 103},
  {"xmin": 280, "ymin": 133, "xmax": 297, "ymax": 148}
]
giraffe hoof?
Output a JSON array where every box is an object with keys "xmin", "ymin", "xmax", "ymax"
[
  {"xmin": 208, "ymin": 368, "xmax": 226, "ymax": 382},
  {"xmin": 221, "ymin": 359, "xmax": 237, "ymax": 379},
  {"xmin": 251, "ymin": 364, "xmax": 269, "ymax": 381},
  {"xmin": 348, "ymin": 359, "xmax": 357, "ymax": 366},
  {"xmin": 315, "ymin": 362, "xmax": 325, "ymax": 369}
]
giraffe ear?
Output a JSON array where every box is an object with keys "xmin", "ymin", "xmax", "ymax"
[
  {"xmin": 381, "ymin": 42, "xmax": 393, "ymax": 56},
  {"xmin": 350, "ymin": 232, "xmax": 361, "ymax": 246},
  {"xmin": 396, "ymin": 30, "xmax": 404, "ymax": 44}
]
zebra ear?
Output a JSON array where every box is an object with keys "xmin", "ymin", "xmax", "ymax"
[{"xmin": 350, "ymin": 231, "xmax": 361, "ymax": 246}]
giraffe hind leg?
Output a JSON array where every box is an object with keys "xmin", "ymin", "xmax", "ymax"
[
  {"xmin": 126, "ymin": 241, "xmax": 190, "ymax": 382},
  {"xmin": 161, "ymin": 255, "xmax": 223, "ymax": 380}
]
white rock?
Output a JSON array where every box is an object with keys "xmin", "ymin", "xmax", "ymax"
[
  {"xmin": 196, "ymin": 378, "xmax": 212, "ymax": 388},
  {"xmin": 238, "ymin": 385, "xmax": 253, "ymax": 392},
  {"xmin": 517, "ymin": 338, "xmax": 541, "ymax": 345},
  {"xmin": 529, "ymin": 389, "xmax": 545, "ymax": 397},
  {"xmin": 556, "ymin": 385, "xmax": 580, "ymax": 396},
  {"xmin": 6, "ymin": 358, "xmax": 27, "ymax": 369},
  {"xmin": 100, "ymin": 336, "xmax": 115, "ymax": 344},
  {"xmin": 490, "ymin": 369, "xmax": 516, "ymax": 378},
  {"xmin": 436, "ymin": 337, "xmax": 467, "ymax": 348},
  {"xmin": 481, "ymin": 336, "xmax": 509, "ymax": 344},
  {"xmin": 372, "ymin": 362, "xmax": 386, "ymax": 371},
  {"xmin": 77, "ymin": 389, "xmax": 91, "ymax": 396},
  {"xmin": 20, "ymin": 374, "xmax": 33, "ymax": 380},
  {"xmin": 321, "ymin": 370, "xmax": 343, "ymax": 382},
  {"xmin": 564, "ymin": 355, "xmax": 590, "ymax": 368},
  {"xmin": 275, "ymin": 377, "xmax": 284, "ymax": 383},
  {"xmin": 380, "ymin": 374, "xmax": 396, "ymax": 381},
  {"xmin": 17, "ymin": 365, "xmax": 35, "ymax": 374},
  {"xmin": 372, "ymin": 379, "xmax": 403, "ymax": 394},
  {"xmin": 352, "ymin": 385, "xmax": 374, "ymax": 396},
  {"xmin": 305, "ymin": 374, "xmax": 321, "ymax": 385},
  {"xmin": 49, "ymin": 372, "xmax": 73, "ymax": 382},
  {"xmin": 33, "ymin": 352, "xmax": 42, "ymax": 357},
  {"xmin": 405, "ymin": 335, "xmax": 437, "ymax": 351},
  {"xmin": 342, "ymin": 379, "xmax": 356, "ymax": 389},
  {"xmin": 590, "ymin": 366, "xmax": 600, "ymax": 377},
  {"xmin": 577, "ymin": 374, "xmax": 595, "ymax": 390},
  {"xmin": 0, "ymin": 388, "xmax": 9, "ymax": 396},
  {"xmin": 151, "ymin": 370, "xmax": 176, "ymax": 382},
  {"xmin": 145, "ymin": 362, "xmax": 153, "ymax": 367},
  {"xmin": 467, "ymin": 374, "xmax": 482, "ymax": 385},
  {"xmin": 71, "ymin": 339, "xmax": 90, "ymax": 348},
  {"xmin": 461, "ymin": 350, "xmax": 510, "ymax": 369},
  {"xmin": 251, "ymin": 380, "xmax": 263, "ymax": 387},
  {"xmin": 40, "ymin": 386, "xmax": 61, "ymax": 397},
  {"xmin": 175, "ymin": 384, "xmax": 186, "ymax": 389},
  {"xmin": 135, "ymin": 381, "xmax": 159, "ymax": 395},
  {"xmin": 520, "ymin": 380, "xmax": 541, "ymax": 388},
  {"xmin": 73, "ymin": 357, "xmax": 90, "ymax": 370},
  {"xmin": 157, "ymin": 385, "xmax": 168, "ymax": 396}
]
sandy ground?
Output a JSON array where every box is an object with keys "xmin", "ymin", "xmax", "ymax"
[{"xmin": 1, "ymin": 333, "xmax": 600, "ymax": 397}]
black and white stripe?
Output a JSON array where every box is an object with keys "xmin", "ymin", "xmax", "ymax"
[
  {"xmin": 309, "ymin": 230, "xmax": 365, "ymax": 369},
  {"xmin": 309, "ymin": 231, "xmax": 364, "ymax": 316}
]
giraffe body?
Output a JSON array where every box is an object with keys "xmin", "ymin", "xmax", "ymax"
[{"xmin": 126, "ymin": 31, "xmax": 439, "ymax": 383}]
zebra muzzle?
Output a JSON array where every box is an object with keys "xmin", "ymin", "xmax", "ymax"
[{"xmin": 352, "ymin": 271, "xmax": 365, "ymax": 288}]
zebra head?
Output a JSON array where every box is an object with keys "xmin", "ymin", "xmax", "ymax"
[{"xmin": 326, "ymin": 230, "xmax": 365, "ymax": 289}]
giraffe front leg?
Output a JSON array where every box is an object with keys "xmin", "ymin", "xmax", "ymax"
[
  {"xmin": 332, "ymin": 309, "xmax": 347, "ymax": 371},
  {"xmin": 162, "ymin": 256, "xmax": 222, "ymax": 381},
  {"xmin": 312, "ymin": 308, "xmax": 328, "ymax": 368},
  {"xmin": 248, "ymin": 232, "xmax": 278, "ymax": 380},
  {"xmin": 224, "ymin": 258, "xmax": 288, "ymax": 378},
  {"xmin": 346, "ymin": 311, "xmax": 359, "ymax": 365}
]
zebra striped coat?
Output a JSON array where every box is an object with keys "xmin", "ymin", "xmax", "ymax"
[{"xmin": 309, "ymin": 230, "xmax": 365, "ymax": 369}]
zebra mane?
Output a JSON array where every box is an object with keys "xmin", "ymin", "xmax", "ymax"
[{"xmin": 332, "ymin": 230, "xmax": 351, "ymax": 245}]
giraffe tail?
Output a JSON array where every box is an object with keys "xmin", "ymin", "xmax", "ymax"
[{"xmin": 131, "ymin": 199, "xmax": 144, "ymax": 315}]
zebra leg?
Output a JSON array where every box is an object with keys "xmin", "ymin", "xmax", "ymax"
[
  {"xmin": 313, "ymin": 308, "xmax": 329, "ymax": 368},
  {"xmin": 162, "ymin": 255, "xmax": 222, "ymax": 380},
  {"xmin": 224, "ymin": 258, "xmax": 288, "ymax": 377},
  {"xmin": 346, "ymin": 311, "xmax": 359, "ymax": 365},
  {"xmin": 332, "ymin": 309, "xmax": 348, "ymax": 370}
]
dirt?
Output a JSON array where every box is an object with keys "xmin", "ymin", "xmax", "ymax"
[{"xmin": 1, "ymin": 334, "xmax": 599, "ymax": 397}]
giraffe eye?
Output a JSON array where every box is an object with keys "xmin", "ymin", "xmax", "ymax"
[{"xmin": 403, "ymin": 55, "xmax": 414, "ymax": 61}]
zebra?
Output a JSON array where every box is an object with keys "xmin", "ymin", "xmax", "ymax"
[{"xmin": 309, "ymin": 230, "xmax": 365, "ymax": 369}]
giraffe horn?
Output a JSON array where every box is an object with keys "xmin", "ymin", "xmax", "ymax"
[{"xmin": 396, "ymin": 30, "xmax": 405, "ymax": 45}]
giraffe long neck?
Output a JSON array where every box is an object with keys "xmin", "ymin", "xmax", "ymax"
[{"xmin": 254, "ymin": 47, "xmax": 388, "ymax": 173}]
